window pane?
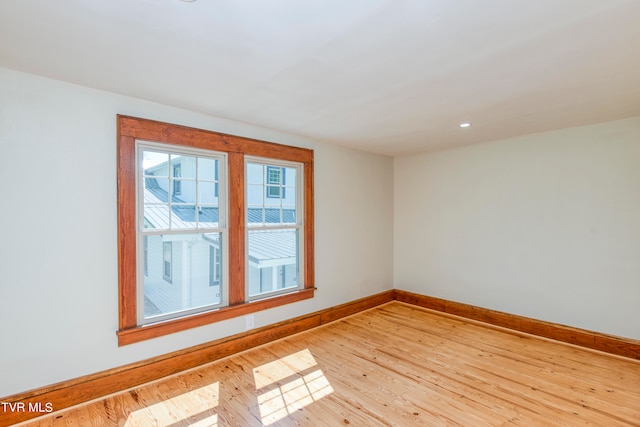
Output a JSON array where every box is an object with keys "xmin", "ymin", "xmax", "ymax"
[
  {"xmin": 284, "ymin": 167, "xmax": 296, "ymax": 184},
  {"xmin": 282, "ymin": 207, "xmax": 296, "ymax": 224},
  {"xmin": 198, "ymin": 207, "xmax": 220, "ymax": 229},
  {"xmin": 143, "ymin": 151, "xmax": 169, "ymax": 177},
  {"xmin": 246, "ymin": 162, "xmax": 298, "ymax": 227},
  {"xmin": 198, "ymin": 182, "xmax": 218, "ymax": 205},
  {"xmin": 143, "ymin": 178, "xmax": 170, "ymax": 230},
  {"xmin": 247, "ymin": 184, "xmax": 264, "ymax": 206},
  {"xmin": 248, "ymin": 208, "xmax": 263, "ymax": 225},
  {"xmin": 247, "ymin": 163, "xmax": 263, "ymax": 184},
  {"xmin": 265, "ymin": 186, "xmax": 281, "ymax": 203},
  {"xmin": 143, "ymin": 174, "xmax": 170, "ymax": 229},
  {"xmin": 171, "ymin": 205, "xmax": 197, "ymax": 229},
  {"xmin": 198, "ymin": 158, "xmax": 217, "ymax": 181},
  {"xmin": 172, "ymin": 180, "xmax": 196, "ymax": 203},
  {"xmin": 265, "ymin": 208, "xmax": 280, "ymax": 223},
  {"xmin": 144, "ymin": 204, "xmax": 170, "ymax": 230},
  {"xmin": 171, "ymin": 155, "xmax": 195, "ymax": 179},
  {"xmin": 143, "ymin": 233, "xmax": 223, "ymax": 321},
  {"xmin": 248, "ymin": 229, "xmax": 299, "ymax": 298},
  {"xmin": 144, "ymin": 176, "xmax": 169, "ymax": 199}
]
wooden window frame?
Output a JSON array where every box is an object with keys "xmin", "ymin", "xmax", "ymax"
[{"xmin": 117, "ymin": 115, "xmax": 315, "ymax": 346}]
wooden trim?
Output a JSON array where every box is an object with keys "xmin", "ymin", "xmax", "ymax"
[
  {"xmin": 393, "ymin": 290, "xmax": 640, "ymax": 360},
  {"xmin": 227, "ymin": 151, "xmax": 245, "ymax": 306},
  {"xmin": 117, "ymin": 288, "xmax": 315, "ymax": 346},
  {"xmin": 116, "ymin": 134, "xmax": 137, "ymax": 330},
  {"xmin": 118, "ymin": 115, "xmax": 313, "ymax": 162},
  {"xmin": 116, "ymin": 115, "xmax": 315, "ymax": 345},
  {"xmin": 0, "ymin": 291, "xmax": 394, "ymax": 427},
  {"xmin": 3, "ymin": 289, "xmax": 638, "ymax": 426},
  {"xmin": 303, "ymin": 160, "xmax": 314, "ymax": 289}
]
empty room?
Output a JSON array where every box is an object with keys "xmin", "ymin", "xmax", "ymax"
[{"xmin": 1, "ymin": 1, "xmax": 639, "ymax": 426}]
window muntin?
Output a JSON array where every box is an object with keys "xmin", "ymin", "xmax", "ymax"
[
  {"xmin": 246, "ymin": 159, "xmax": 302, "ymax": 300},
  {"xmin": 137, "ymin": 141, "xmax": 227, "ymax": 325}
]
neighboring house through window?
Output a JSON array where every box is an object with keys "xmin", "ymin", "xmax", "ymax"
[
  {"xmin": 247, "ymin": 160, "xmax": 299, "ymax": 298},
  {"xmin": 139, "ymin": 144, "xmax": 226, "ymax": 324}
]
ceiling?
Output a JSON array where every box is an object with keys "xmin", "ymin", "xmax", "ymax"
[{"xmin": 1, "ymin": 0, "xmax": 639, "ymax": 156}]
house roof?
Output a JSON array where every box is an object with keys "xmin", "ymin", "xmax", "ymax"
[
  {"xmin": 2, "ymin": 1, "xmax": 639, "ymax": 155},
  {"xmin": 144, "ymin": 188, "xmax": 297, "ymax": 264},
  {"xmin": 248, "ymin": 229, "xmax": 297, "ymax": 264},
  {"xmin": 144, "ymin": 186, "xmax": 219, "ymax": 229}
]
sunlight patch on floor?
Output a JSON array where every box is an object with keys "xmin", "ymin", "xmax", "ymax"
[
  {"xmin": 125, "ymin": 382, "xmax": 220, "ymax": 426},
  {"xmin": 253, "ymin": 349, "xmax": 334, "ymax": 425}
]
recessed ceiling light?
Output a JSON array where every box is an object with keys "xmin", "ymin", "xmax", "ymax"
[{"xmin": 459, "ymin": 122, "xmax": 472, "ymax": 128}]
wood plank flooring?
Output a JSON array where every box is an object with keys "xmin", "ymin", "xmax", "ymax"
[{"xmin": 19, "ymin": 302, "xmax": 640, "ymax": 426}]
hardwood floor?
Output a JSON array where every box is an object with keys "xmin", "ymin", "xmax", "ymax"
[{"xmin": 20, "ymin": 302, "xmax": 640, "ymax": 426}]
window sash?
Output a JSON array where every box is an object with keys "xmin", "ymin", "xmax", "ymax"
[
  {"xmin": 136, "ymin": 141, "xmax": 228, "ymax": 325},
  {"xmin": 138, "ymin": 141, "xmax": 226, "ymax": 233},
  {"xmin": 245, "ymin": 157, "xmax": 303, "ymax": 301}
]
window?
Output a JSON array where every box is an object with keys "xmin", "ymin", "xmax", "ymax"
[
  {"xmin": 209, "ymin": 245, "xmax": 221, "ymax": 287},
  {"xmin": 265, "ymin": 166, "xmax": 285, "ymax": 198},
  {"xmin": 162, "ymin": 241, "xmax": 172, "ymax": 283},
  {"xmin": 117, "ymin": 115, "xmax": 314, "ymax": 345},
  {"xmin": 172, "ymin": 164, "xmax": 182, "ymax": 195}
]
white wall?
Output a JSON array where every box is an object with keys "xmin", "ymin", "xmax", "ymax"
[
  {"xmin": 0, "ymin": 67, "xmax": 394, "ymax": 397},
  {"xmin": 395, "ymin": 117, "xmax": 640, "ymax": 340}
]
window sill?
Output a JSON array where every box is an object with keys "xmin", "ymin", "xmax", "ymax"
[{"xmin": 117, "ymin": 287, "xmax": 315, "ymax": 346}]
